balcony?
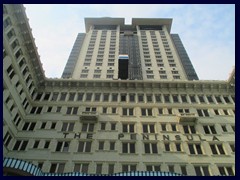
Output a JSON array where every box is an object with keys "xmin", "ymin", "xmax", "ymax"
[
  {"xmin": 80, "ymin": 111, "xmax": 98, "ymax": 122},
  {"xmin": 177, "ymin": 113, "xmax": 197, "ymax": 123}
]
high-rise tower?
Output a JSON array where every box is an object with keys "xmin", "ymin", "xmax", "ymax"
[
  {"xmin": 62, "ymin": 18, "xmax": 198, "ymax": 81},
  {"xmin": 4, "ymin": 5, "xmax": 234, "ymax": 176}
]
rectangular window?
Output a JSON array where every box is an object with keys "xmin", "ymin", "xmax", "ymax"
[
  {"xmin": 172, "ymin": 95, "xmax": 179, "ymax": 103},
  {"xmin": 181, "ymin": 166, "xmax": 187, "ymax": 175},
  {"xmin": 102, "ymin": 107, "xmax": 107, "ymax": 114},
  {"xmin": 155, "ymin": 94, "xmax": 161, "ymax": 103},
  {"xmin": 44, "ymin": 141, "xmax": 50, "ymax": 149},
  {"xmin": 96, "ymin": 164, "xmax": 103, "ymax": 174},
  {"xmin": 183, "ymin": 125, "xmax": 196, "ymax": 134},
  {"xmin": 3, "ymin": 132, "xmax": 12, "ymax": 147},
  {"xmin": 215, "ymin": 96, "xmax": 223, "ymax": 103},
  {"xmin": 164, "ymin": 142, "xmax": 171, "ymax": 151},
  {"xmin": 203, "ymin": 125, "xmax": 217, "ymax": 134},
  {"xmin": 142, "ymin": 124, "xmax": 155, "ymax": 133},
  {"xmin": 108, "ymin": 164, "xmax": 114, "ymax": 174},
  {"xmin": 74, "ymin": 163, "xmax": 89, "ymax": 173},
  {"xmin": 50, "ymin": 122, "xmax": 56, "ymax": 129},
  {"xmin": 189, "ymin": 95, "xmax": 196, "ymax": 103},
  {"xmin": 197, "ymin": 109, "xmax": 209, "ymax": 117},
  {"xmin": 122, "ymin": 165, "xmax": 137, "ymax": 172},
  {"xmin": 146, "ymin": 165, "xmax": 161, "ymax": 171},
  {"xmin": 61, "ymin": 122, "xmax": 74, "ymax": 131},
  {"xmin": 49, "ymin": 163, "xmax": 65, "ymax": 173},
  {"xmin": 110, "ymin": 141, "xmax": 115, "ymax": 150},
  {"xmin": 122, "ymin": 124, "xmax": 135, "ymax": 133},
  {"xmin": 144, "ymin": 143, "xmax": 158, "ymax": 154},
  {"xmin": 13, "ymin": 140, "xmax": 28, "ymax": 151},
  {"xmin": 121, "ymin": 94, "xmax": 126, "ymax": 102},
  {"xmin": 112, "ymin": 93, "xmax": 118, "ymax": 102},
  {"xmin": 77, "ymin": 93, "xmax": 84, "ymax": 101},
  {"xmin": 100, "ymin": 122, "xmax": 106, "ymax": 130},
  {"xmin": 223, "ymin": 96, "xmax": 230, "ymax": 103},
  {"xmin": 33, "ymin": 140, "xmax": 40, "ymax": 149},
  {"xmin": 210, "ymin": 144, "xmax": 225, "ymax": 155},
  {"xmin": 194, "ymin": 166, "xmax": 210, "ymax": 176},
  {"xmin": 141, "ymin": 108, "xmax": 152, "ymax": 116},
  {"xmin": 60, "ymin": 93, "xmax": 67, "ymax": 101},
  {"xmin": 103, "ymin": 93, "xmax": 110, "ymax": 102},
  {"xmin": 81, "ymin": 123, "xmax": 94, "ymax": 132},
  {"xmin": 171, "ymin": 124, "xmax": 177, "ymax": 131},
  {"xmin": 138, "ymin": 94, "xmax": 144, "ymax": 102},
  {"xmin": 86, "ymin": 93, "xmax": 92, "ymax": 101},
  {"xmin": 94, "ymin": 93, "xmax": 101, "ymax": 101},
  {"xmin": 129, "ymin": 94, "xmax": 135, "ymax": 102},
  {"xmin": 198, "ymin": 95, "xmax": 205, "ymax": 103},
  {"xmin": 161, "ymin": 124, "xmax": 167, "ymax": 131},
  {"xmin": 146, "ymin": 94, "xmax": 153, "ymax": 102},
  {"xmin": 68, "ymin": 93, "xmax": 76, "ymax": 101},
  {"xmin": 78, "ymin": 141, "xmax": 92, "ymax": 152},
  {"xmin": 175, "ymin": 143, "xmax": 182, "ymax": 152},
  {"xmin": 122, "ymin": 108, "xmax": 134, "ymax": 116},
  {"xmin": 164, "ymin": 95, "xmax": 170, "ymax": 103},
  {"xmin": 55, "ymin": 141, "xmax": 70, "ymax": 152},
  {"xmin": 22, "ymin": 122, "xmax": 36, "ymax": 131},
  {"xmin": 111, "ymin": 123, "xmax": 116, "ymax": 130},
  {"xmin": 218, "ymin": 166, "xmax": 234, "ymax": 176},
  {"xmin": 122, "ymin": 142, "xmax": 135, "ymax": 153},
  {"xmin": 188, "ymin": 144, "xmax": 203, "ymax": 155},
  {"xmin": 207, "ymin": 95, "xmax": 214, "ymax": 103},
  {"xmin": 98, "ymin": 141, "xmax": 105, "ymax": 150}
]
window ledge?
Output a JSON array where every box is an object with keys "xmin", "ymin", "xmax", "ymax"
[
  {"xmin": 211, "ymin": 154, "xmax": 231, "ymax": 157},
  {"xmin": 73, "ymin": 152, "xmax": 93, "ymax": 154},
  {"xmin": 140, "ymin": 116, "xmax": 156, "ymax": 118},
  {"xmin": 120, "ymin": 115, "xmax": 136, "ymax": 118},
  {"xmin": 163, "ymin": 151, "xmax": 186, "ymax": 154},
  {"xmin": 95, "ymin": 150, "xmax": 118, "ymax": 152},
  {"xmin": 52, "ymin": 151, "xmax": 71, "ymax": 154},
  {"xmin": 188, "ymin": 154, "xmax": 208, "ymax": 157},
  {"xmin": 142, "ymin": 153, "xmax": 161, "ymax": 155},
  {"xmin": 119, "ymin": 153, "xmax": 138, "ymax": 155}
]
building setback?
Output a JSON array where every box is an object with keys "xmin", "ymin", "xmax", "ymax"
[{"xmin": 3, "ymin": 4, "xmax": 235, "ymax": 176}]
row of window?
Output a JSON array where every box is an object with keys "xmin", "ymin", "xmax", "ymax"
[
  {"xmin": 33, "ymin": 92, "xmax": 235, "ymax": 104},
  {"xmin": 80, "ymin": 74, "xmax": 114, "ymax": 78},
  {"xmin": 4, "ymin": 16, "xmax": 36, "ymax": 96},
  {"xmin": 20, "ymin": 121, "xmax": 235, "ymax": 135},
  {"xmin": 9, "ymin": 139, "xmax": 235, "ymax": 157},
  {"xmin": 29, "ymin": 105, "xmax": 235, "ymax": 118},
  {"xmin": 40, "ymin": 161, "xmax": 235, "ymax": 176}
]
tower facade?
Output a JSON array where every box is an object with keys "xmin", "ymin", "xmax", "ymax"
[
  {"xmin": 62, "ymin": 18, "xmax": 199, "ymax": 81},
  {"xmin": 4, "ymin": 4, "xmax": 234, "ymax": 176}
]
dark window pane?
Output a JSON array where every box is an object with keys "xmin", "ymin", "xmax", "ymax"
[
  {"xmin": 217, "ymin": 144, "xmax": 225, "ymax": 154},
  {"xmin": 78, "ymin": 142, "xmax": 84, "ymax": 152},
  {"xmin": 130, "ymin": 143, "xmax": 135, "ymax": 153},
  {"xmin": 152, "ymin": 143, "xmax": 158, "ymax": 153},
  {"xmin": 210, "ymin": 144, "xmax": 217, "ymax": 154},
  {"xmin": 85, "ymin": 141, "xmax": 92, "ymax": 152},
  {"xmin": 122, "ymin": 143, "xmax": 128, "ymax": 153},
  {"xmin": 196, "ymin": 144, "xmax": 202, "ymax": 154},
  {"xmin": 188, "ymin": 144, "xmax": 195, "ymax": 154},
  {"xmin": 144, "ymin": 143, "xmax": 150, "ymax": 153},
  {"xmin": 195, "ymin": 166, "xmax": 202, "ymax": 176}
]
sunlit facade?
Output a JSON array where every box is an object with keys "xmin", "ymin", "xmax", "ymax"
[{"xmin": 3, "ymin": 4, "xmax": 235, "ymax": 176}]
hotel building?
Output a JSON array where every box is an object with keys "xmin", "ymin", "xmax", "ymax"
[{"xmin": 3, "ymin": 4, "xmax": 235, "ymax": 176}]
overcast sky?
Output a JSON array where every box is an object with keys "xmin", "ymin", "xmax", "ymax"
[{"xmin": 24, "ymin": 4, "xmax": 235, "ymax": 80}]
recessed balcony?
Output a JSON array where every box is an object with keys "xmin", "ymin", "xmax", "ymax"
[
  {"xmin": 80, "ymin": 111, "xmax": 99, "ymax": 122},
  {"xmin": 177, "ymin": 113, "xmax": 197, "ymax": 123}
]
